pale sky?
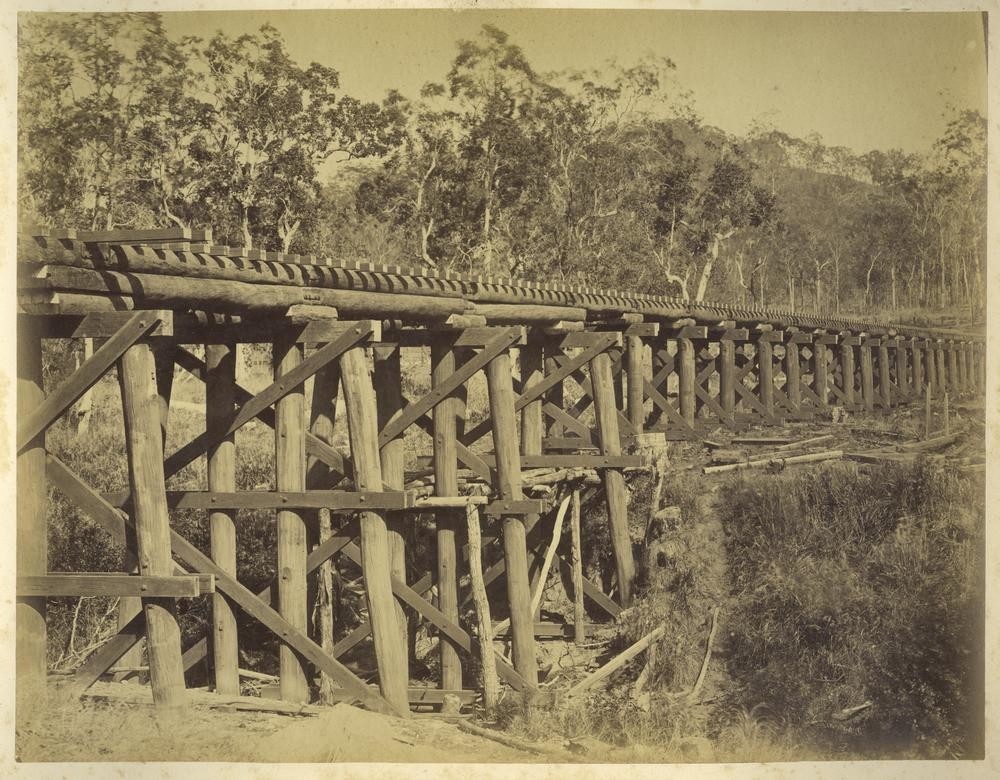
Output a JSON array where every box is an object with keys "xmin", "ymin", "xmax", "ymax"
[{"xmin": 160, "ymin": 9, "xmax": 987, "ymax": 157}]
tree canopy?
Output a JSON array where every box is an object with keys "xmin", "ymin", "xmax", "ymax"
[{"xmin": 19, "ymin": 15, "xmax": 986, "ymax": 319}]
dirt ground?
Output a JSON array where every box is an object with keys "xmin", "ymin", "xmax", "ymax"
[{"xmin": 17, "ymin": 694, "xmax": 538, "ymax": 763}]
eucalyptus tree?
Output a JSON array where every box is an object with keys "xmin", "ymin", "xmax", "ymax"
[
  {"xmin": 19, "ymin": 13, "xmax": 189, "ymax": 229},
  {"xmin": 182, "ymin": 23, "xmax": 405, "ymax": 251}
]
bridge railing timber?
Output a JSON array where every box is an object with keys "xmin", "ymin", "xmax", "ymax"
[{"xmin": 15, "ymin": 227, "xmax": 984, "ymax": 717}]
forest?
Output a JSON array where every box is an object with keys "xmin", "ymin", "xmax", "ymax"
[{"xmin": 19, "ymin": 13, "xmax": 986, "ymax": 321}]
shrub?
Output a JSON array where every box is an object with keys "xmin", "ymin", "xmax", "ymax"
[{"xmin": 718, "ymin": 460, "xmax": 984, "ymax": 759}]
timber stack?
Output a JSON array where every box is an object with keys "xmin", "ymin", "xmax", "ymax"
[{"xmin": 15, "ymin": 226, "xmax": 985, "ymax": 719}]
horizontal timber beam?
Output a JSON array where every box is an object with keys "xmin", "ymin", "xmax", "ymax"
[
  {"xmin": 103, "ymin": 490, "xmax": 416, "ymax": 511},
  {"xmin": 18, "ymin": 574, "xmax": 214, "ymax": 598}
]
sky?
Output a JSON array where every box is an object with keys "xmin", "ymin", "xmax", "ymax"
[{"xmin": 159, "ymin": 9, "xmax": 988, "ymax": 157}]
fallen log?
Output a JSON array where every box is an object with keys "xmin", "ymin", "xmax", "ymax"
[
  {"xmin": 703, "ymin": 449, "xmax": 844, "ymax": 475},
  {"xmin": 456, "ymin": 721, "xmax": 574, "ymax": 759},
  {"xmin": 731, "ymin": 435, "xmax": 797, "ymax": 445},
  {"xmin": 687, "ymin": 606, "xmax": 720, "ymax": 704},
  {"xmin": 565, "ymin": 625, "xmax": 666, "ymax": 697},
  {"xmin": 898, "ymin": 432, "xmax": 961, "ymax": 452},
  {"xmin": 775, "ymin": 433, "xmax": 834, "ymax": 450}
]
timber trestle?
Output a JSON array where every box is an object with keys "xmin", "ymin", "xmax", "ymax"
[{"xmin": 16, "ymin": 227, "xmax": 985, "ymax": 716}]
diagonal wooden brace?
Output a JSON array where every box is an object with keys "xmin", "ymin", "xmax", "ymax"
[
  {"xmin": 165, "ymin": 324, "xmax": 375, "ymax": 480},
  {"xmin": 459, "ymin": 333, "xmax": 620, "ymax": 448},
  {"xmin": 174, "ymin": 346, "xmax": 353, "ymax": 486},
  {"xmin": 45, "ymin": 456, "xmax": 396, "ymax": 715},
  {"xmin": 18, "ymin": 312, "xmax": 161, "ymax": 451},
  {"xmin": 377, "ymin": 327, "xmax": 522, "ymax": 447}
]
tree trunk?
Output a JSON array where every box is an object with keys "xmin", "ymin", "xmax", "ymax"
[
  {"xmin": 890, "ymin": 265, "xmax": 897, "ymax": 311},
  {"xmin": 239, "ymin": 203, "xmax": 253, "ymax": 251},
  {"xmin": 695, "ymin": 235, "xmax": 723, "ymax": 302},
  {"xmin": 482, "ymin": 159, "xmax": 496, "ymax": 277},
  {"xmin": 919, "ymin": 254, "xmax": 927, "ymax": 306},
  {"xmin": 279, "ymin": 216, "xmax": 300, "ymax": 254},
  {"xmin": 834, "ymin": 255, "xmax": 841, "ymax": 314}
]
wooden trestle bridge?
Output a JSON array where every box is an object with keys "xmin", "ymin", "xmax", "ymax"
[{"xmin": 15, "ymin": 227, "xmax": 984, "ymax": 717}]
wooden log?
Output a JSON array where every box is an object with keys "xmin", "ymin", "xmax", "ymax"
[
  {"xmin": 935, "ymin": 343, "xmax": 948, "ymax": 398},
  {"xmin": 943, "ymin": 391, "xmax": 950, "ymax": 435},
  {"xmin": 719, "ymin": 338, "xmax": 735, "ymax": 419},
  {"xmin": 115, "ymin": 342, "xmax": 173, "ymax": 680},
  {"xmin": 206, "ymin": 341, "xmax": 240, "ymax": 696},
  {"xmin": 814, "ymin": 342, "xmax": 828, "ymax": 406},
  {"xmin": 470, "ymin": 302, "xmax": 588, "ymax": 323},
  {"xmin": 464, "ymin": 504, "xmax": 499, "ymax": 713},
  {"xmin": 570, "ymin": 489, "xmax": 585, "ymax": 645},
  {"xmin": 485, "ymin": 350, "xmax": 538, "ymax": 687},
  {"xmin": 456, "ymin": 721, "xmax": 574, "ymax": 759},
  {"xmin": 35, "ymin": 265, "xmax": 470, "ymax": 320},
  {"xmin": 702, "ymin": 449, "xmax": 843, "ymax": 474},
  {"xmin": 785, "ymin": 340, "xmax": 801, "ymax": 412},
  {"xmin": 83, "ymin": 680, "xmax": 323, "ymax": 717},
  {"xmin": 520, "ymin": 343, "xmax": 545, "ymax": 622},
  {"xmin": 274, "ymin": 334, "xmax": 310, "ymax": 704},
  {"xmin": 895, "ymin": 340, "xmax": 909, "ymax": 400},
  {"xmin": 590, "ymin": 351, "xmax": 636, "ymax": 606},
  {"xmin": 924, "ymin": 384, "xmax": 933, "ymax": 439},
  {"xmin": 924, "ymin": 340, "xmax": 937, "ymax": 396},
  {"xmin": 24, "ymin": 241, "xmax": 465, "ymax": 299},
  {"xmin": 431, "ymin": 338, "xmax": 464, "ymax": 693},
  {"xmin": 118, "ymin": 342, "xmax": 186, "ymax": 708},
  {"xmin": 626, "ymin": 334, "xmax": 645, "ymax": 431},
  {"xmin": 959, "ymin": 343, "xmax": 970, "ymax": 395},
  {"xmin": 566, "ymin": 625, "xmax": 666, "ymax": 697},
  {"xmin": 543, "ymin": 348, "xmax": 564, "ymax": 438},
  {"xmin": 16, "ymin": 319, "xmax": 47, "ymax": 717},
  {"xmin": 899, "ymin": 432, "xmax": 960, "ymax": 452},
  {"xmin": 339, "ymin": 346, "xmax": 411, "ymax": 714},
  {"xmin": 839, "ymin": 340, "xmax": 856, "ymax": 407},
  {"xmin": 709, "ymin": 449, "xmax": 747, "ymax": 464},
  {"xmin": 757, "ymin": 338, "xmax": 774, "ymax": 417},
  {"xmin": 678, "ymin": 337, "xmax": 696, "ymax": 426},
  {"xmin": 860, "ymin": 341, "xmax": 875, "ymax": 413},
  {"xmin": 776, "ymin": 434, "xmax": 833, "ymax": 451},
  {"xmin": 947, "ymin": 342, "xmax": 960, "ymax": 397},
  {"xmin": 878, "ymin": 340, "xmax": 892, "ymax": 408},
  {"xmin": 308, "ymin": 360, "xmax": 341, "ymax": 703},
  {"xmin": 530, "ymin": 494, "xmax": 571, "ymax": 616},
  {"xmin": 373, "ymin": 343, "xmax": 409, "ymax": 681},
  {"xmin": 911, "ymin": 337, "xmax": 924, "ymax": 394}
]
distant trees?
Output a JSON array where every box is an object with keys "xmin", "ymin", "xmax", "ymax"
[
  {"xmin": 19, "ymin": 15, "xmax": 404, "ymax": 251},
  {"xmin": 19, "ymin": 15, "xmax": 986, "ymax": 318}
]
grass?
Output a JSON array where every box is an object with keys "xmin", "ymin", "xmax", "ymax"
[
  {"xmin": 494, "ymin": 458, "xmax": 983, "ymax": 763},
  {"xmin": 718, "ymin": 459, "xmax": 984, "ymax": 759}
]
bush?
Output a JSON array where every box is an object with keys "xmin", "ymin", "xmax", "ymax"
[{"xmin": 718, "ymin": 460, "xmax": 984, "ymax": 759}]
